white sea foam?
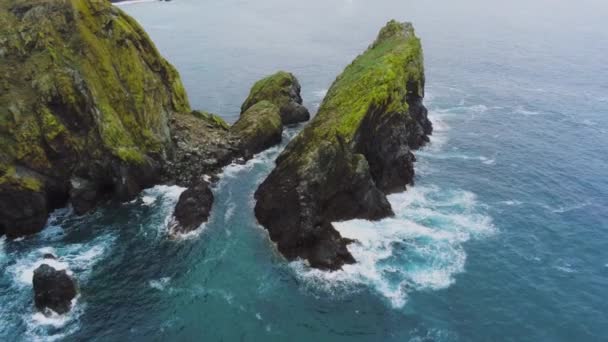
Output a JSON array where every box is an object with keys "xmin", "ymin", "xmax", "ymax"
[
  {"xmin": 501, "ymin": 200, "xmax": 523, "ymax": 206},
  {"xmin": 169, "ymin": 223, "xmax": 207, "ymax": 240},
  {"xmin": 142, "ymin": 196, "xmax": 156, "ymax": 206},
  {"xmin": 417, "ymin": 150, "xmax": 495, "ymax": 164},
  {"xmin": 481, "ymin": 156, "xmax": 496, "ymax": 165},
  {"xmin": 149, "ymin": 277, "xmax": 171, "ymax": 291},
  {"xmin": 24, "ymin": 297, "xmax": 83, "ymax": 342},
  {"xmin": 141, "ymin": 185, "xmax": 186, "ymax": 237},
  {"xmin": 224, "ymin": 193, "xmax": 236, "ymax": 222},
  {"xmin": 514, "ymin": 105, "xmax": 540, "ymax": 116},
  {"xmin": 11, "ymin": 234, "xmax": 114, "ymax": 287},
  {"xmin": 292, "ymin": 186, "xmax": 495, "ymax": 308}
]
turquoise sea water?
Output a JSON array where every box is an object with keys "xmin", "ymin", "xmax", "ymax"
[{"xmin": 1, "ymin": 0, "xmax": 607, "ymax": 340}]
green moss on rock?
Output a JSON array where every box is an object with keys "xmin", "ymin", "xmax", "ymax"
[
  {"xmin": 231, "ymin": 100, "xmax": 282, "ymax": 156},
  {"xmin": 241, "ymin": 71, "xmax": 296, "ymax": 112},
  {"xmin": 0, "ymin": 0, "xmax": 190, "ymax": 172},
  {"xmin": 0, "ymin": 0, "xmax": 192, "ymax": 236},
  {"xmin": 284, "ymin": 20, "xmax": 424, "ymax": 166},
  {"xmin": 241, "ymin": 71, "xmax": 310, "ymax": 125}
]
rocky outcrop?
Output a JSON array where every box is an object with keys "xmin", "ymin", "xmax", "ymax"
[
  {"xmin": 231, "ymin": 101, "xmax": 283, "ymax": 158},
  {"xmin": 0, "ymin": 0, "xmax": 189, "ymax": 237},
  {"xmin": 254, "ymin": 20, "xmax": 432, "ymax": 270},
  {"xmin": 162, "ymin": 111, "xmax": 237, "ymax": 187},
  {"xmin": 241, "ymin": 71, "xmax": 310, "ymax": 125},
  {"xmin": 169, "ymin": 181, "xmax": 213, "ymax": 235},
  {"xmin": 163, "ymin": 72, "xmax": 309, "ymax": 234},
  {"xmin": 33, "ymin": 263, "xmax": 77, "ymax": 315}
]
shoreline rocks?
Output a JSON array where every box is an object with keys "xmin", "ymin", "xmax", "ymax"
[
  {"xmin": 33, "ymin": 263, "xmax": 77, "ymax": 315},
  {"xmin": 254, "ymin": 20, "xmax": 432, "ymax": 270}
]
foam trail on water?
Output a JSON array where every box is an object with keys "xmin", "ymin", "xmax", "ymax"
[{"xmin": 293, "ymin": 186, "xmax": 495, "ymax": 308}]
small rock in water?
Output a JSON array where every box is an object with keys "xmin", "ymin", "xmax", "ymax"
[
  {"xmin": 170, "ymin": 182, "xmax": 214, "ymax": 236},
  {"xmin": 33, "ymin": 264, "xmax": 77, "ymax": 315},
  {"xmin": 42, "ymin": 253, "xmax": 57, "ymax": 260}
]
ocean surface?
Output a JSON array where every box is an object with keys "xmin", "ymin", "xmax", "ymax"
[{"xmin": 1, "ymin": 0, "xmax": 607, "ymax": 340}]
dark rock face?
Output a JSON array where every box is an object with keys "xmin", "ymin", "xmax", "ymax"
[
  {"xmin": 33, "ymin": 264, "xmax": 77, "ymax": 315},
  {"xmin": 255, "ymin": 138, "xmax": 393, "ymax": 270},
  {"xmin": 0, "ymin": 184, "xmax": 48, "ymax": 238},
  {"xmin": 254, "ymin": 21, "xmax": 431, "ymax": 270},
  {"xmin": 169, "ymin": 182, "xmax": 214, "ymax": 235},
  {"xmin": 69, "ymin": 157, "xmax": 161, "ymax": 215},
  {"xmin": 241, "ymin": 71, "xmax": 310, "ymax": 125}
]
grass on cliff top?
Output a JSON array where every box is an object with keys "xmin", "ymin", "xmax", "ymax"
[
  {"xmin": 285, "ymin": 20, "xmax": 424, "ymax": 165},
  {"xmin": 241, "ymin": 71, "xmax": 296, "ymax": 113},
  {"xmin": 0, "ymin": 0, "xmax": 192, "ymax": 174}
]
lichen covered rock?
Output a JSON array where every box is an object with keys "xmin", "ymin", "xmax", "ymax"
[
  {"xmin": 0, "ymin": 0, "xmax": 190, "ymax": 236},
  {"xmin": 254, "ymin": 20, "xmax": 432, "ymax": 270},
  {"xmin": 241, "ymin": 71, "xmax": 310, "ymax": 125},
  {"xmin": 231, "ymin": 100, "xmax": 283, "ymax": 158}
]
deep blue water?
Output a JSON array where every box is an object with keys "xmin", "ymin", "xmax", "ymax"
[{"xmin": 1, "ymin": 0, "xmax": 607, "ymax": 340}]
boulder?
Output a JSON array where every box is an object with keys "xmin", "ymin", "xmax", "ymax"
[
  {"xmin": 241, "ymin": 71, "xmax": 310, "ymax": 125},
  {"xmin": 254, "ymin": 20, "xmax": 432, "ymax": 270},
  {"xmin": 230, "ymin": 101, "xmax": 283, "ymax": 158},
  {"xmin": 169, "ymin": 181, "xmax": 214, "ymax": 235},
  {"xmin": 33, "ymin": 264, "xmax": 77, "ymax": 315}
]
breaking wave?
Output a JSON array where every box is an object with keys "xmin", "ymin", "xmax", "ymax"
[{"xmin": 293, "ymin": 186, "xmax": 495, "ymax": 308}]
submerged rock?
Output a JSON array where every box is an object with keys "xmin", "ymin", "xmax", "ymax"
[
  {"xmin": 33, "ymin": 263, "xmax": 77, "ymax": 315},
  {"xmin": 241, "ymin": 71, "xmax": 310, "ymax": 125},
  {"xmin": 254, "ymin": 20, "xmax": 432, "ymax": 270},
  {"xmin": 231, "ymin": 101, "xmax": 283, "ymax": 158},
  {"xmin": 169, "ymin": 181, "xmax": 214, "ymax": 235},
  {"xmin": 0, "ymin": 0, "xmax": 190, "ymax": 237}
]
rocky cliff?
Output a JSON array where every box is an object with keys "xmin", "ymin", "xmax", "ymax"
[
  {"xmin": 0, "ymin": 0, "xmax": 313, "ymax": 240},
  {"xmin": 254, "ymin": 20, "xmax": 432, "ymax": 270},
  {"xmin": 0, "ymin": 0, "xmax": 190, "ymax": 237}
]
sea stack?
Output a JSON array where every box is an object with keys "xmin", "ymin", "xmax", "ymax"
[
  {"xmin": 254, "ymin": 20, "xmax": 432, "ymax": 270},
  {"xmin": 33, "ymin": 263, "xmax": 78, "ymax": 315}
]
